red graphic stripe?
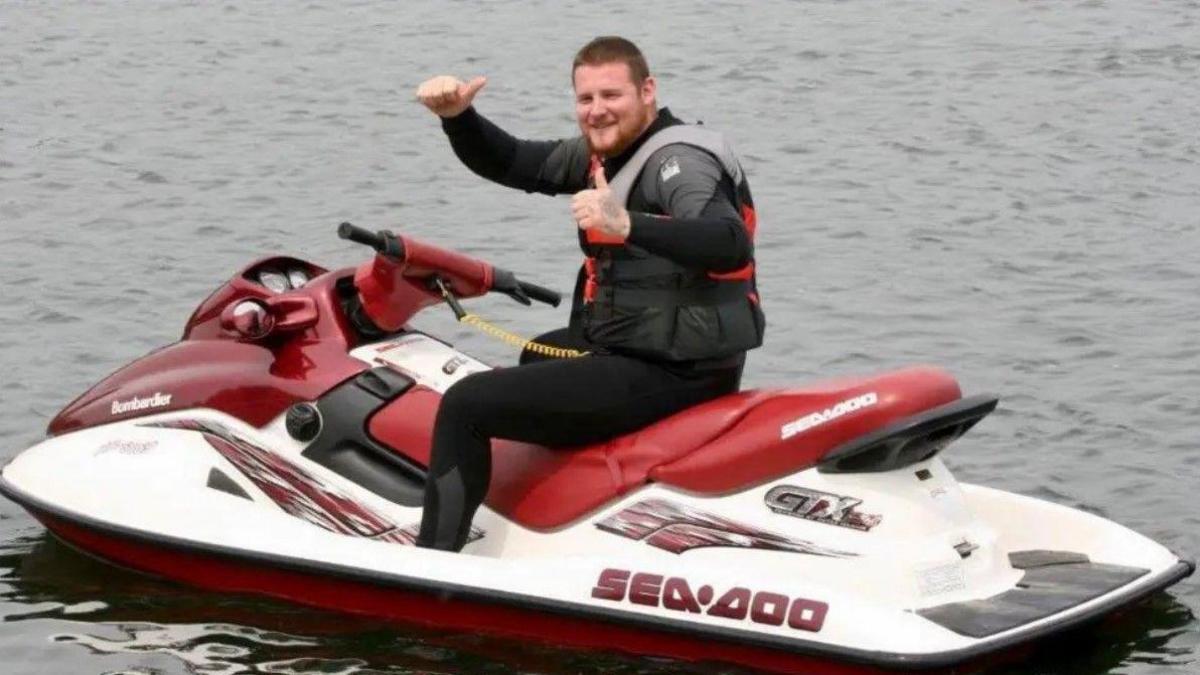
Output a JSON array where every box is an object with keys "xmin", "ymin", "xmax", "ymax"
[{"xmin": 597, "ymin": 499, "xmax": 855, "ymax": 557}]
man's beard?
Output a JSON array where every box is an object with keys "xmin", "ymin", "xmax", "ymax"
[{"xmin": 587, "ymin": 106, "xmax": 653, "ymax": 157}]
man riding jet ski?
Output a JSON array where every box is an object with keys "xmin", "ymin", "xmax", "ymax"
[
  {"xmin": 412, "ymin": 35, "xmax": 765, "ymax": 552},
  {"xmin": 1, "ymin": 35, "xmax": 1192, "ymax": 675},
  {"xmin": 0, "ymin": 220, "xmax": 1191, "ymax": 673}
]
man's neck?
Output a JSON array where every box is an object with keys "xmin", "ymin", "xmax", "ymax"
[{"xmin": 636, "ymin": 109, "xmax": 659, "ymax": 142}]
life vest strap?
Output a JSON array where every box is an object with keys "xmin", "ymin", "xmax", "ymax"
[
  {"xmin": 598, "ymin": 280, "xmax": 751, "ymax": 305},
  {"xmin": 583, "ymin": 257, "xmax": 598, "ymax": 303}
]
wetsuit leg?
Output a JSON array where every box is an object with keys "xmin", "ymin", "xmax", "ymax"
[{"xmin": 416, "ymin": 356, "xmax": 740, "ymax": 551}]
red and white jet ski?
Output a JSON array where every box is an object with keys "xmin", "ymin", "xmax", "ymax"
[{"xmin": 2, "ymin": 224, "xmax": 1192, "ymax": 674}]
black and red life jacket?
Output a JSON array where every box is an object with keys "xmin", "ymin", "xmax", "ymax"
[{"xmin": 579, "ymin": 125, "xmax": 764, "ymax": 362}]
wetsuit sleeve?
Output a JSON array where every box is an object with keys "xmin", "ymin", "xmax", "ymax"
[
  {"xmin": 625, "ymin": 145, "xmax": 751, "ymax": 273},
  {"xmin": 441, "ymin": 107, "xmax": 591, "ymax": 196}
]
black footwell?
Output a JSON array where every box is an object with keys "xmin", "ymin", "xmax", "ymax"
[{"xmin": 918, "ymin": 550, "xmax": 1150, "ymax": 638}]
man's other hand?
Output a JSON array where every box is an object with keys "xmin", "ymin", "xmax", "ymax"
[
  {"xmin": 572, "ymin": 164, "xmax": 631, "ymax": 241},
  {"xmin": 415, "ymin": 75, "xmax": 487, "ymax": 118}
]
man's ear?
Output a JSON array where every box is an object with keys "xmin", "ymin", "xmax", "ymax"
[{"xmin": 640, "ymin": 76, "xmax": 657, "ymax": 105}]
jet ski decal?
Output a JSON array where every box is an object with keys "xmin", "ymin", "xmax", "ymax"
[
  {"xmin": 596, "ymin": 499, "xmax": 855, "ymax": 557},
  {"xmin": 780, "ymin": 391, "xmax": 877, "ymax": 440},
  {"xmin": 93, "ymin": 439, "xmax": 159, "ymax": 456},
  {"xmin": 764, "ymin": 485, "xmax": 882, "ymax": 531},
  {"xmin": 591, "ymin": 568, "xmax": 829, "ymax": 632},
  {"xmin": 143, "ymin": 419, "xmax": 484, "ymax": 545},
  {"xmin": 110, "ymin": 392, "xmax": 174, "ymax": 416}
]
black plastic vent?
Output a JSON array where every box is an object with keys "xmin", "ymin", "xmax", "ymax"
[{"xmin": 818, "ymin": 395, "xmax": 998, "ymax": 474}]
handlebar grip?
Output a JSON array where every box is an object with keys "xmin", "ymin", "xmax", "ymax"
[
  {"xmin": 519, "ymin": 281, "xmax": 562, "ymax": 308},
  {"xmin": 338, "ymin": 222, "xmax": 405, "ymax": 259},
  {"xmin": 338, "ymin": 222, "xmax": 384, "ymax": 250}
]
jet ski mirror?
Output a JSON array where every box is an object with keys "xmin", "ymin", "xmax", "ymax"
[{"xmin": 220, "ymin": 296, "xmax": 319, "ymax": 341}]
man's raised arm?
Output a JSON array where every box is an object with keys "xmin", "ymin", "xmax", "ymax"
[{"xmin": 415, "ymin": 75, "xmax": 590, "ymax": 196}]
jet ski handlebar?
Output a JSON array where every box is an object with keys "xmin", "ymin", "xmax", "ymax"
[
  {"xmin": 518, "ymin": 281, "xmax": 560, "ymax": 307},
  {"xmin": 338, "ymin": 221, "xmax": 558, "ymax": 303},
  {"xmin": 339, "ymin": 222, "xmax": 561, "ymax": 332},
  {"xmin": 338, "ymin": 222, "xmax": 406, "ymax": 258},
  {"xmin": 494, "ymin": 272, "xmax": 561, "ymax": 308}
]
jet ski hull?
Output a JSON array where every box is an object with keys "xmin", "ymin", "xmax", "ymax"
[{"xmin": 3, "ymin": 476, "xmax": 1191, "ymax": 675}]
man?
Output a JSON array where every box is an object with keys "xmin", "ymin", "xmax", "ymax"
[{"xmin": 413, "ymin": 36, "xmax": 764, "ymax": 551}]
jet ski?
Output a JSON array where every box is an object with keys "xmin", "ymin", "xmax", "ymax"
[{"xmin": 1, "ymin": 223, "xmax": 1191, "ymax": 674}]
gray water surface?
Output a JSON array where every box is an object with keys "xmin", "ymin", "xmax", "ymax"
[{"xmin": 2, "ymin": 2, "xmax": 1197, "ymax": 673}]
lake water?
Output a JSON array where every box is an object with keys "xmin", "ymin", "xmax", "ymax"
[{"xmin": 1, "ymin": 1, "xmax": 1197, "ymax": 673}]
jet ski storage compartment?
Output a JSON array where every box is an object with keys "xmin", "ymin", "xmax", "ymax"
[
  {"xmin": 818, "ymin": 394, "xmax": 998, "ymax": 474},
  {"xmin": 294, "ymin": 366, "xmax": 427, "ymax": 506}
]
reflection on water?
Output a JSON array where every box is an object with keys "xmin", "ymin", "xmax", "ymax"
[
  {"xmin": 2, "ymin": 534, "xmax": 1195, "ymax": 675},
  {"xmin": 979, "ymin": 595, "xmax": 1197, "ymax": 675},
  {"xmin": 53, "ymin": 623, "xmax": 317, "ymax": 675}
]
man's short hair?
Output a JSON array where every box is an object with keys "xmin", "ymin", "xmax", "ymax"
[{"xmin": 572, "ymin": 36, "xmax": 650, "ymax": 85}]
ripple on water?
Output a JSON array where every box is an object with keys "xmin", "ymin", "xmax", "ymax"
[
  {"xmin": 195, "ymin": 179, "xmax": 232, "ymax": 191},
  {"xmin": 884, "ymin": 141, "xmax": 945, "ymax": 156},
  {"xmin": 136, "ymin": 171, "xmax": 167, "ymax": 184},
  {"xmin": 31, "ymin": 308, "xmax": 81, "ymax": 325},
  {"xmin": 50, "ymin": 622, "xmax": 320, "ymax": 675},
  {"xmin": 257, "ymin": 657, "xmax": 369, "ymax": 674},
  {"xmin": 778, "ymin": 144, "xmax": 812, "ymax": 155},
  {"xmin": 62, "ymin": 601, "xmax": 108, "ymax": 615}
]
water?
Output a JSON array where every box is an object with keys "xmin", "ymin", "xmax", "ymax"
[{"xmin": 1, "ymin": 1, "xmax": 1197, "ymax": 672}]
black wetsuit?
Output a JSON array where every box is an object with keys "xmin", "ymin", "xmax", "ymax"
[{"xmin": 417, "ymin": 107, "xmax": 755, "ymax": 551}]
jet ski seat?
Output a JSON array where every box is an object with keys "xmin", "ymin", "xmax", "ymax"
[{"xmin": 484, "ymin": 366, "xmax": 962, "ymax": 530}]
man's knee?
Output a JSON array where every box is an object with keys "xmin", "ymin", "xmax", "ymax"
[{"xmin": 439, "ymin": 371, "xmax": 492, "ymax": 419}]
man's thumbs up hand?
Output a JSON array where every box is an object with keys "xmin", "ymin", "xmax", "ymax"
[
  {"xmin": 571, "ymin": 163, "xmax": 631, "ymax": 241},
  {"xmin": 592, "ymin": 162, "xmax": 609, "ymax": 189},
  {"xmin": 415, "ymin": 75, "xmax": 488, "ymax": 118}
]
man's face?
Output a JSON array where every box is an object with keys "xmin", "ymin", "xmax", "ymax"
[{"xmin": 573, "ymin": 61, "xmax": 657, "ymax": 157}]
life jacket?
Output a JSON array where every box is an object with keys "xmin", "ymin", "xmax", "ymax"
[{"xmin": 580, "ymin": 125, "xmax": 765, "ymax": 362}]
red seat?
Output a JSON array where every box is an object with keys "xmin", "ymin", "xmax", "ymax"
[
  {"xmin": 483, "ymin": 389, "xmax": 775, "ymax": 530},
  {"xmin": 369, "ymin": 366, "xmax": 962, "ymax": 531},
  {"xmin": 486, "ymin": 366, "xmax": 961, "ymax": 530}
]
